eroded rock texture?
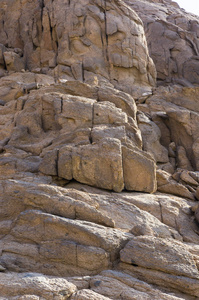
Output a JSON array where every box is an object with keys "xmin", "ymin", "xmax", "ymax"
[
  {"xmin": 126, "ymin": 0, "xmax": 199, "ymax": 85},
  {"xmin": 0, "ymin": 0, "xmax": 156, "ymax": 97},
  {"xmin": 0, "ymin": 0, "xmax": 199, "ymax": 299}
]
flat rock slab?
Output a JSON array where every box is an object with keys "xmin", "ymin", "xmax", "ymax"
[
  {"xmin": 120, "ymin": 236, "xmax": 199, "ymax": 279},
  {"xmin": 0, "ymin": 272, "xmax": 76, "ymax": 299}
]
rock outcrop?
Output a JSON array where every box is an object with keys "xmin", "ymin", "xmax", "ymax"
[
  {"xmin": 126, "ymin": 0, "xmax": 199, "ymax": 86},
  {"xmin": 0, "ymin": 0, "xmax": 199, "ymax": 299},
  {"xmin": 0, "ymin": 0, "xmax": 156, "ymax": 97},
  {"xmin": 0, "ymin": 71, "xmax": 157, "ymax": 193}
]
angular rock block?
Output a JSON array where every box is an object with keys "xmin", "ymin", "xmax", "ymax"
[
  {"xmin": 4, "ymin": 51, "xmax": 25, "ymax": 72},
  {"xmin": 122, "ymin": 145, "xmax": 157, "ymax": 193},
  {"xmin": 72, "ymin": 138, "xmax": 124, "ymax": 193},
  {"xmin": 120, "ymin": 236, "xmax": 199, "ymax": 279},
  {"xmin": 40, "ymin": 138, "xmax": 157, "ymax": 193}
]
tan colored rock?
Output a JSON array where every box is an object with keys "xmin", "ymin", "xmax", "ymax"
[
  {"xmin": 119, "ymin": 263, "xmax": 199, "ymax": 298},
  {"xmin": 157, "ymin": 170, "xmax": 195, "ymax": 200},
  {"xmin": 177, "ymin": 146, "xmax": 193, "ymax": 171},
  {"xmin": 39, "ymin": 149, "xmax": 58, "ymax": 176},
  {"xmin": 127, "ymin": 0, "xmax": 199, "ymax": 85},
  {"xmin": 189, "ymin": 171, "xmax": 199, "ymax": 183},
  {"xmin": 58, "ymin": 146, "xmax": 73, "ymax": 180},
  {"xmin": 70, "ymin": 289, "xmax": 111, "ymax": 300},
  {"xmin": 56, "ymin": 80, "xmax": 98, "ymax": 100},
  {"xmin": 0, "ymin": 0, "xmax": 156, "ymax": 96},
  {"xmin": 57, "ymin": 95, "xmax": 95, "ymax": 132},
  {"xmin": 4, "ymin": 51, "xmax": 25, "ymax": 72},
  {"xmin": 193, "ymin": 138, "xmax": 199, "ymax": 170},
  {"xmin": 180, "ymin": 170, "xmax": 198, "ymax": 186},
  {"xmin": 122, "ymin": 145, "xmax": 157, "ymax": 193},
  {"xmin": 0, "ymin": 272, "xmax": 76, "ymax": 299},
  {"xmin": 66, "ymin": 183, "xmax": 183, "ymax": 241},
  {"xmin": 91, "ymin": 125, "xmax": 127, "ymax": 144},
  {"xmin": 1, "ymin": 179, "xmax": 114, "ymax": 228},
  {"xmin": 98, "ymin": 86, "xmax": 137, "ymax": 120},
  {"xmin": 146, "ymin": 87, "xmax": 199, "ymax": 172},
  {"xmin": 120, "ymin": 236, "xmax": 199, "ymax": 278},
  {"xmin": 0, "ymin": 208, "xmax": 129, "ymax": 275},
  {"xmin": 93, "ymin": 102, "xmax": 128, "ymax": 126},
  {"xmin": 137, "ymin": 111, "xmax": 169, "ymax": 163},
  {"xmin": 90, "ymin": 270, "xmax": 182, "ymax": 300},
  {"xmin": 158, "ymin": 162, "xmax": 175, "ymax": 175},
  {"xmin": 0, "ymin": 71, "xmax": 157, "ymax": 193},
  {"xmin": 1, "ymin": 2, "xmax": 199, "ymax": 300},
  {"xmin": 72, "ymin": 138, "xmax": 124, "ymax": 193}
]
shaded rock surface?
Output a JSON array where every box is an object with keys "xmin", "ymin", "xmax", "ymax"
[
  {"xmin": 0, "ymin": 0, "xmax": 199, "ymax": 299},
  {"xmin": 126, "ymin": 0, "xmax": 199, "ymax": 86}
]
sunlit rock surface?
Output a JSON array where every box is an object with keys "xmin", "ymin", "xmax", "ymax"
[{"xmin": 0, "ymin": 0, "xmax": 199, "ymax": 299}]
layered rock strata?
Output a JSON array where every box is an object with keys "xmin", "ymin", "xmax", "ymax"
[
  {"xmin": 0, "ymin": 72, "xmax": 157, "ymax": 193},
  {"xmin": 0, "ymin": 0, "xmax": 199, "ymax": 299}
]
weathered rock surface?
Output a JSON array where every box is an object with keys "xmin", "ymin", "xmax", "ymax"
[
  {"xmin": 70, "ymin": 289, "xmax": 111, "ymax": 300},
  {"xmin": 127, "ymin": 0, "xmax": 199, "ymax": 86},
  {"xmin": 0, "ymin": 72, "xmax": 157, "ymax": 193},
  {"xmin": 120, "ymin": 236, "xmax": 199, "ymax": 278},
  {"xmin": 90, "ymin": 270, "xmax": 184, "ymax": 300},
  {"xmin": 0, "ymin": 0, "xmax": 199, "ymax": 299},
  {"xmin": 137, "ymin": 84, "xmax": 199, "ymax": 200},
  {"xmin": 0, "ymin": 272, "xmax": 77, "ymax": 299},
  {"xmin": 0, "ymin": 0, "xmax": 156, "ymax": 97}
]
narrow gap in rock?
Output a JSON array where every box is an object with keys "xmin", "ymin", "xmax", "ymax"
[
  {"xmin": 41, "ymin": 0, "xmax": 45, "ymax": 32},
  {"xmin": 159, "ymin": 201, "xmax": 164, "ymax": 223},
  {"xmin": 104, "ymin": 0, "xmax": 110, "ymax": 77},
  {"xmin": 56, "ymin": 149, "xmax": 59, "ymax": 177},
  {"xmin": 61, "ymin": 97, "xmax": 63, "ymax": 113},
  {"xmin": 82, "ymin": 63, "xmax": 85, "ymax": 83},
  {"xmin": 89, "ymin": 104, "xmax": 94, "ymax": 144}
]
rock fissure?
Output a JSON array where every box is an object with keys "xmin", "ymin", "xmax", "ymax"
[{"xmin": 104, "ymin": 0, "xmax": 111, "ymax": 77}]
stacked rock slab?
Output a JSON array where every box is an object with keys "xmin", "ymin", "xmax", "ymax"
[{"xmin": 0, "ymin": 71, "xmax": 156, "ymax": 193}]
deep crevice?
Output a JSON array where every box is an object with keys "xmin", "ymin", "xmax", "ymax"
[
  {"xmin": 56, "ymin": 149, "xmax": 60, "ymax": 177},
  {"xmin": 61, "ymin": 97, "xmax": 63, "ymax": 113},
  {"xmin": 159, "ymin": 201, "xmax": 164, "ymax": 223},
  {"xmin": 89, "ymin": 104, "xmax": 95, "ymax": 144},
  {"xmin": 40, "ymin": 0, "xmax": 45, "ymax": 32},
  {"xmin": 82, "ymin": 63, "xmax": 85, "ymax": 83},
  {"xmin": 104, "ymin": 0, "xmax": 111, "ymax": 77}
]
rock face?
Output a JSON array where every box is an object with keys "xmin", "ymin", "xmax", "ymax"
[
  {"xmin": 126, "ymin": 0, "xmax": 199, "ymax": 86},
  {"xmin": 0, "ymin": 0, "xmax": 156, "ymax": 96},
  {"xmin": 0, "ymin": 71, "xmax": 157, "ymax": 193},
  {"xmin": 0, "ymin": 0, "xmax": 199, "ymax": 299}
]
